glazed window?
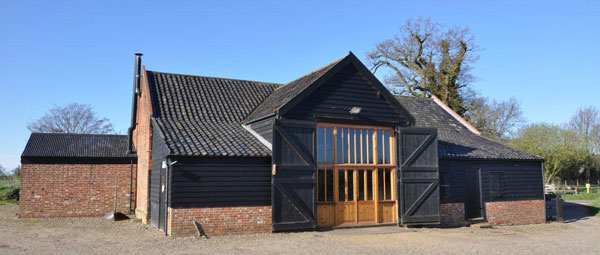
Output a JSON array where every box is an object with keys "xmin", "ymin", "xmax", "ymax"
[
  {"xmin": 377, "ymin": 168, "xmax": 394, "ymax": 201},
  {"xmin": 317, "ymin": 168, "xmax": 334, "ymax": 202},
  {"xmin": 489, "ymin": 171, "xmax": 506, "ymax": 199},
  {"xmin": 440, "ymin": 171, "xmax": 451, "ymax": 200},
  {"xmin": 316, "ymin": 124, "xmax": 395, "ymax": 204}
]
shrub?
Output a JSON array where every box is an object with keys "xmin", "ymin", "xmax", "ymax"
[{"xmin": 3, "ymin": 187, "xmax": 19, "ymax": 201}]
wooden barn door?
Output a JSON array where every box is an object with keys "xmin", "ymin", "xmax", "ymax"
[
  {"xmin": 397, "ymin": 127, "xmax": 441, "ymax": 225},
  {"xmin": 272, "ymin": 119, "xmax": 317, "ymax": 232},
  {"xmin": 150, "ymin": 161, "xmax": 168, "ymax": 232}
]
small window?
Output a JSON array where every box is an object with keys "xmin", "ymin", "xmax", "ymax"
[
  {"xmin": 378, "ymin": 168, "xmax": 393, "ymax": 200},
  {"xmin": 317, "ymin": 127, "xmax": 334, "ymax": 164},
  {"xmin": 489, "ymin": 171, "xmax": 506, "ymax": 199},
  {"xmin": 440, "ymin": 171, "xmax": 451, "ymax": 200},
  {"xmin": 317, "ymin": 168, "xmax": 334, "ymax": 202},
  {"xmin": 338, "ymin": 169, "xmax": 354, "ymax": 201}
]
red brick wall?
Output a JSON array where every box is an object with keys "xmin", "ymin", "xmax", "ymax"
[
  {"xmin": 485, "ymin": 199, "xmax": 546, "ymax": 225},
  {"xmin": 167, "ymin": 206, "xmax": 272, "ymax": 237},
  {"xmin": 133, "ymin": 66, "xmax": 153, "ymax": 223},
  {"xmin": 440, "ymin": 203, "xmax": 465, "ymax": 226},
  {"xmin": 19, "ymin": 163, "xmax": 136, "ymax": 218}
]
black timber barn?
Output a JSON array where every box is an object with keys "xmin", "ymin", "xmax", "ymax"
[{"xmin": 130, "ymin": 52, "xmax": 545, "ymax": 237}]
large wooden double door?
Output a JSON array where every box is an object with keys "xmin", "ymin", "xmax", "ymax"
[{"xmin": 315, "ymin": 124, "xmax": 397, "ymax": 227}]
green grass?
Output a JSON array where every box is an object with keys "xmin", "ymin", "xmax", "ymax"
[
  {"xmin": 0, "ymin": 178, "xmax": 18, "ymax": 205},
  {"xmin": 561, "ymin": 192, "xmax": 600, "ymax": 201},
  {"xmin": 588, "ymin": 200, "xmax": 600, "ymax": 217},
  {"xmin": 0, "ymin": 199, "xmax": 17, "ymax": 205}
]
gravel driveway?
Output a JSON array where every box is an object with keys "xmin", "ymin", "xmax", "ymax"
[{"xmin": 1, "ymin": 203, "xmax": 599, "ymax": 255}]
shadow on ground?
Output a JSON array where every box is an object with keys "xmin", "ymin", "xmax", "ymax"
[{"xmin": 562, "ymin": 200, "xmax": 598, "ymax": 223}]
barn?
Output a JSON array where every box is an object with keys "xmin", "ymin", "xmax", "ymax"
[
  {"xmin": 20, "ymin": 133, "xmax": 137, "ymax": 218},
  {"xmin": 20, "ymin": 52, "xmax": 545, "ymax": 236}
]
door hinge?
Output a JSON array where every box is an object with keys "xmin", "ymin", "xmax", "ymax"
[{"xmin": 272, "ymin": 164, "xmax": 277, "ymax": 175}]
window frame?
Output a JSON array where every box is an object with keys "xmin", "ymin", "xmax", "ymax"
[
  {"xmin": 439, "ymin": 171, "xmax": 452, "ymax": 201},
  {"xmin": 316, "ymin": 123, "xmax": 396, "ymax": 204},
  {"xmin": 488, "ymin": 171, "xmax": 506, "ymax": 199}
]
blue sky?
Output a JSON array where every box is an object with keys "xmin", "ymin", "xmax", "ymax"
[{"xmin": 0, "ymin": 0, "xmax": 599, "ymax": 170}]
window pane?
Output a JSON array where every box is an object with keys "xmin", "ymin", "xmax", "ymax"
[
  {"xmin": 377, "ymin": 169, "xmax": 384, "ymax": 200},
  {"xmin": 385, "ymin": 168, "xmax": 392, "ymax": 200},
  {"xmin": 362, "ymin": 129, "xmax": 367, "ymax": 164},
  {"xmin": 326, "ymin": 168, "xmax": 334, "ymax": 202},
  {"xmin": 440, "ymin": 172, "xmax": 451, "ymax": 200},
  {"xmin": 318, "ymin": 168, "xmax": 325, "ymax": 202},
  {"xmin": 348, "ymin": 170, "xmax": 354, "ymax": 201},
  {"xmin": 358, "ymin": 170, "xmax": 365, "ymax": 201},
  {"xmin": 349, "ymin": 129, "xmax": 355, "ymax": 164},
  {"xmin": 326, "ymin": 128, "xmax": 334, "ymax": 164},
  {"xmin": 367, "ymin": 170, "xmax": 373, "ymax": 201},
  {"xmin": 338, "ymin": 170, "xmax": 345, "ymax": 201},
  {"xmin": 336, "ymin": 128, "xmax": 343, "ymax": 164},
  {"xmin": 489, "ymin": 172, "xmax": 505, "ymax": 198},
  {"xmin": 317, "ymin": 127, "xmax": 324, "ymax": 164},
  {"xmin": 377, "ymin": 131, "xmax": 384, "ymax": 164},
  {"xmin": 343, "ymin": 128, "xmax": 349, "ymax": 163},
  {"xmin": 384, "ymin": 130, "xmax": 390, "ymax": 164},
  {"xmin": 368, "ymin": 130, "xmax": 373, "ymax": 164}
]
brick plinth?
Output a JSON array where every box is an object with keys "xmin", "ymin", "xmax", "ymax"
[
  {"xmin": 168, "ymin": 206, "xmax": 272, "ymax": 237},
  {"xmin": 20, "ymin": 163, "xmax": 136, "ymax": 218},
  {"xmin": 485, "ymin": 199, "xmax": 546, "ymax": 225},
  {"xmin": 440, "ymin": 203, "xmax": 465, "ymax": 226}
]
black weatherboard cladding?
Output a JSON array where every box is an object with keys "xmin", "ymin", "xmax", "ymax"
[
  {"xmin": 439, "ymin": 160, "xmax": 544, "ymax": 204},
  {"xmin": 244, "ymin": 57, "xmax": 344, "ymax": 123},
  {"xmin": 285, "ymin": 63, "xmax": 408, "ymax": 124},
  {"xmin": 247, "ymin": 117, "xmax": 275, "ymax": 144},
  {"xmin": 169, "ymin": 157, "xmax": 272, "ymax": 208}
]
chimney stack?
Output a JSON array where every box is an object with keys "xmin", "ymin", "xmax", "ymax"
[{"xmin": 127, "ymin": 53, "xmax": 143, "ymax": 154}]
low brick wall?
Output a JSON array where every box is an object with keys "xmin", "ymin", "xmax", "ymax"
[
  {"xmin": 168, "ymin": 206, "xmax": 272, "ymax": 237},
  {"xmin": 485, "ymin": 199, "xmax": 546, "ymax": 225},
  {"xmin": 440, "ymin": 203, "xmax": 465, "ymax": 226},
  {"xmin": 20, "ymin": 163, "xmax": 136, "ymax": 218}
]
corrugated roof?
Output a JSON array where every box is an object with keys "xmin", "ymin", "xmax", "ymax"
[
  {"xmin": 22, "ymin": 133, "xmax": 134, "ymax": 158},
  {"xmin": 396, "ymin": 96, "xmax": 542, "ymax": 161}
]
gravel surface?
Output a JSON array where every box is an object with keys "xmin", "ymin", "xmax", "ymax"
[{"xmin": 1, "ymin": 203, "xmax": 599, "ymax": 255}]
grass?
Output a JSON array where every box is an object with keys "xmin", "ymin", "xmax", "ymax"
[
  {"xmin": 562, "ymin": 192, "xmax": 600, "ymax": 201},
  {"xmin": 0, "ymin": 178, "xmax": 18, "ymax": 205},
  {"xmin": 0, "ymin": 199, "xmax": 17, "ymax": 205},
  {"xmin": 590, "ymin": 200, "xmax": 600, "ymax": 217}
]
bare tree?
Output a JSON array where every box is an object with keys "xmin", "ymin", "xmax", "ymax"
[
  {"xmin": 28, "ymin": 103, "xmax": 116, "ymax": 134},
  {"xmin": 569, "ymin": 106, "xmax": 600, "ymax": 154},
  {"xmin": 368, "ymin": 18, "xmax": 479, "ymax": 115},
  {"xmin": 464, "ymin": 92, "xmax": 525, "ymax": 141}
]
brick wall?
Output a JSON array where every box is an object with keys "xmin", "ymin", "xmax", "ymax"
[
  {"xmin": 20, "ymin": 163, "xmax": 136, "ymax": 218},
  {"xmin": 440, "ymin": 203, "xmax": 465, "ymax": 226},
  {"xmin": 133, "ymin": 66, "xmax": 153, "ymax": 223},
  {"xmin": 167, "ymin": 206, "xmax": 272, "ymax": 237},
  {"xmin": 485, "ymin": 199, "xmax": 546, "ymax": 225}
]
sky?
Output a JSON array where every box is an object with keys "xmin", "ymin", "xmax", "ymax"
[{"xmin": 0, "ymin": 0, "xmax": 599, "ymax": 171}]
